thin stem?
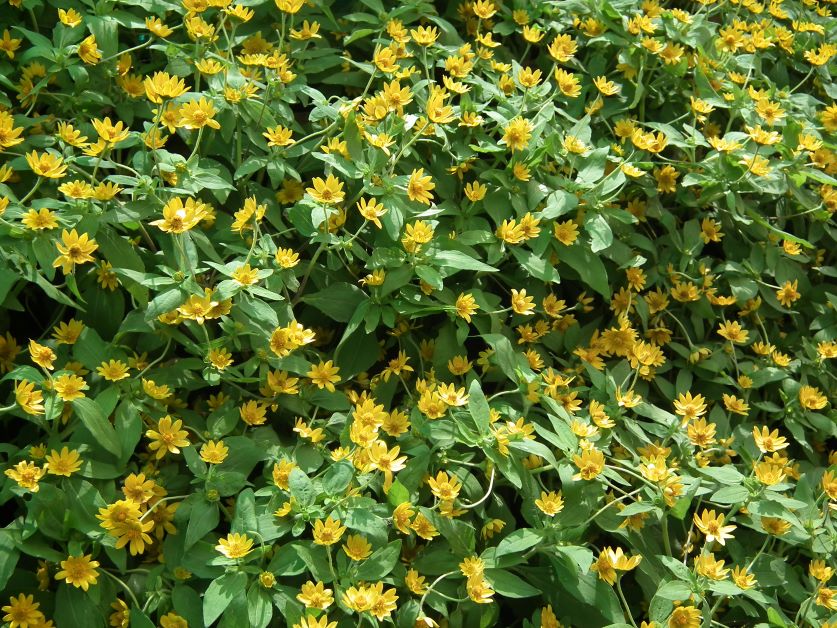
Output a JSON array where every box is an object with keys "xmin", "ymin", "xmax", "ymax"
[
  {"xmin": 461, "ymin": 468, "xmax": 495, "ymax": 509},
  {"xmin": 19, "ymin": 178, "xmax": 43, "ymax": 205},
  {"xmin": 615, "ymin": 577, "xmax": 639, "ymax": 628},
  {"xmin": 101, "ymin": 569, "xmax": 140, "ymax": 610}
]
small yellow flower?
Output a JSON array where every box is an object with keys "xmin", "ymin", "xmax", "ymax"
[
  {"xmin": 264, "ymin": 125, "xmax": 294, "ymax": 147},
  {"xmin": 312, "ymin": 516, "xmax": 346, "ymax": 546},
  {"xmin": 178, "ymin": 97, "xmax": 220, "ymax": 130},
  {"xmin": 306, "ymin": 174, "xmax": 345, "ymax": 205},
  {"xmin": 77, "ymin": 35, "xmax": 101, "ymax": 65},
  {"xmin": 26, "ymin": 150, "xmax": 67, "ymax": 179},
  {"xmin": 53, "ymin": 229, "xmax": 98, "ymax": 274},
  {"xmin": 215, "ymin": 532, "xmax": 254, "ymax": 559},
  {"xmin": 45, "ymin": 447, "xmax": 83, "ymax": 477},
  {"xmin": 342, "ymin": 534, "xmax": 372, "ymax": 561},
  {"xmin": 502, "ymin": 117, "xmax": 532, "ymax": 152},
  {"xmin": 200, "ymin": 440, "xmax": 229, "ymax": 464},
  {"xmin": 406, "ymin": 168, "xmax": 435, "ymax": 205},
  {"xmin": 53, "ymin": 373, "xmax": 88, "ymax": 401},
  {"xmin": 535, "ymin": 490, "xmax": 564, "ymax": 516},
  {"xmin": 145, "ymin": 416, "xmax": 190, "ymax": 459},
  {"xmin": 56, "ymin": 554, "xmax": 100, "ymax": 590}
]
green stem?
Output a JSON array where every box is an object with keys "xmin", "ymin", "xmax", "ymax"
[
  {"xmin": 615, "ymin": 577, "xmax": 639, "ymax": 628},
  {"xmin": 19, "ymin": 178, "xmax": 43, "ymax": 205}
]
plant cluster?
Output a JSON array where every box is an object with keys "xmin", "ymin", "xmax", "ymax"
[{"xmin": 0, "ymin": 0, "xmax": 835, "ymax": 626}]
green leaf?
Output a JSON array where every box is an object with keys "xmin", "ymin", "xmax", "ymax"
[
  {"xmin": 233, "ymin": 489, "xmax": 258, "ymax": 534},
  {"xmin": 434, "ymin": 250, "xmax": 498, "ymax": 273},
  {"xmin": 289, "ymin": 468, "xmax": 316, "ymax": 507},
  {"xmin": 482, "ymin": 333, "xmax": 533, "ymax": 383},
  {"xmin": 585, "ymin": 214, "xmax": 613, "ymax": 253},
  {"xmin": 204, "ymin": 572, "xmax": 247, "ymax": 626},
  {"xmin": 185, "ymin": 497, "xmax": 220, "ymax": 549},
  {"xmin": 495, "ymin": 529, "xmax": 542, "ymax": 558},
  {"xmin": 467, "ymin": 380, "xmax": 491, "ymax": 436},
  {"xmin": 55, "ymin": 584, "xmax": 104, "ymax": 626},
  {"xmin": 322, "ymin": 461, "xmax": 354, "ymax": 495},
  {"xmin": 484, "ymin": 569, "xmax": 540, "ymax": 598},
  {"xmin": 302, "ymin": 282, "xmax": 366, "ymax": 323},
  {"xmin": 145, "ymin": 288, "xmax": 186, "ymax": 322},
  {"xmin": 0, "ymin": 531, "xmax": 19, "ymax": 591},
  {"xmin": 247, "ymin": 585, "xmax": 273, "ymax": 628},
  {"xmin": 557, "ymin": 244, "xmax": 610, "ymax": 297},
  {"xmin": 355, "ymin": 540, "xmax": 401, "ymax": 580},
  {"xmin": 710, "ymin": 485, "xmax": 750, "ymax": 504},
  {"xmin": 72, "ymin": 397, "xmax": 120, "ymax": 455}
]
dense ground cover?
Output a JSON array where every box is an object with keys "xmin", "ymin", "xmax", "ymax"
[{"xmin": 0, "ymin": 0, "xmax": 835, "ymax": 626}]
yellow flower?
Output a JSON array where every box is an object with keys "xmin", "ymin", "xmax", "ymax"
[
  {"xmin": 673, "ymin": 391, "xmax": 707, "ymax": 423},
  {"xmin": 53, "ymin": 373, "xmax": 88, "ymax": 401},
  {"xmin": 199, "ymin": 440, "xmax": 229, "ymax": 464},
  {"xmin": 535, "ymin": 490, "xmax": 564, "ymax": 516},
  {"xmin": 28, "ymin": 340, "xmax": 56, "ymax": 370},
  {"xmin": 401, "ymin": 219, "xmax": 434, "ymax": 253},
  {"xmin": 472, "ymin": 0, "xmax": 497, "ymax": 18},
  {"xmin": 357, "ymin": 197, "xmax": 387, "ymax": 228},
  {"xmin": 307, "ymin": 360, "xmax": 341, "ymax": 391},
  {"xmin": 593, "ymin": 76, "xmax": 620, "ymax": 96},
  {"xmin": 510, "ymin": 288, "xmax": 535, "ymax": 315},
  {"xmin": 97, "ymin": 359, "xmax": 130, "ymax": 381},
  {"xmin": 92, "ymin": 117, "xmax": 130, "ymax": 144},
  {"xmin": 502, "ymin": 117, "xmax": 532, "ymax": 152},
  {"xmin": 407, "ymin": 168, "xmax": 435, "ymax": 205},
  {"xmin": 761, "ymin": 516, "xmax": 791, "ymax": 535},
  {"xmin": 754, "ymin": 461, "xmax": 786, "ymax": 485},
  {"xmin": 297, "ymin": 581, "xmax": 334, "ymax": 609},
  {"xmin": 798, "ymin": 385, "xmax": 827, "ymax": 410},
  {"xmin": 342, "ymin": 534, "xmax": 372, "ymax": 561},
  {"xmin": 77, "ymin": 35, "xmax": 101, "ymax": 64},
  {"xmin": 216, "ymin": 532, "xmax": 254, "ymax": 559},
  {"xmin": 264, "ymin": 125, "xmax": 294, "ymax": 147},
  {"xmin": 572, "ymin": 447, "xmax": 605, "ymax": 480},
  {"xmin": 56, "ymin": 554, "xmax": 100, "ymax": 590},
  {"xmin": 591, "ymin": 547, "xmax": 641, "ymax": 584},
  {"xmin": 15, "ymin": 380, "xmax": 44, "ymax": 416},
  {"xmin": 654, "ymin": 165, "xmax": 679, "ymax": 193},
  {"xmin": 145, "ymin": 415, "xmax": 190, "ymax": 459},
  {"xmin": 411, "ymin": 25, "xmax": 439, "ymax": 46},
  {"xmin": 4, "ymin": 460, "xmax": 46, "ymax": 492},
  {"xmin": 45, "ymin": 447, "xmax": 82, "ymax": 477},
  {"xmin": 146, "ymin": 16, "xmax": 173, "ymax": 37},
  {"xmin": 717, "ymin": 320, "xmax": 749, "ymax": 343},
  {"xmin": 731, "ymin": 566, "xmax": 757, "ymax": 590},
  {"xmin": 548, "ymin": 33, "xmax": 577, "ymax": 62},
  {"xmin": 427, "ymin": 471, "xmax": 462, "ymax": 502},
  {"xmin": 553, "ymin": 220, "xmax": 579, "ymax": 245},
  {"xmin": 693, "ymin": 508, "xmax": 737, "ymax": 546},
  {"xmin": 669, "ymin": 605, "xmax": 701, "ymax": 627},
  {"xmin": 178, "ymin": 97, "xmax": 220, "ymax": 130},
  {"xmin": 306, "ymin": 174, "xmax": 345, "ymax": 205},
  {"xmin": 2, "ymin": 594, "xmax": 45, "ymax": 627},
  {"xmin": 455, "ymin": 293, "xmax": 479, "ymax": 322},
  {"xmin": 26, "ymin": 150, "xmax": 67, "ymax": 178},
  {"xmin": 809, "ymin": 559, "xmax": 834, "ymax": 583},
  {"xmin": 239, "ymin": 400, "xmax": 267, "ymax": 426},
  {"xmin": 563, "ymin": 135, "xmax": 588, "ymax": 154},
  {"xmin": 275, "ymin": 248, "xmax": 300, "ymax": 268},
  {"xmin": 58, "ymin": 8, "xmax": 83, "ymax": 26},
  {"xmin": 52, "ymin": 229, "xmax": 98, "ymax": 274},
  {"xmin": 312, "ymin": 516, "xmax": 346, "ymax": 546},
  {"xmin": 150, "ymin": 197, "xmax": 208, "ymax": 233},
  {"xmin": 144, "ymin": 71, "xmax": 190, "ymax": 103},
  {"xmin": 275, "ymin": 0, "xmax": 305, "ymax": 13}
]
